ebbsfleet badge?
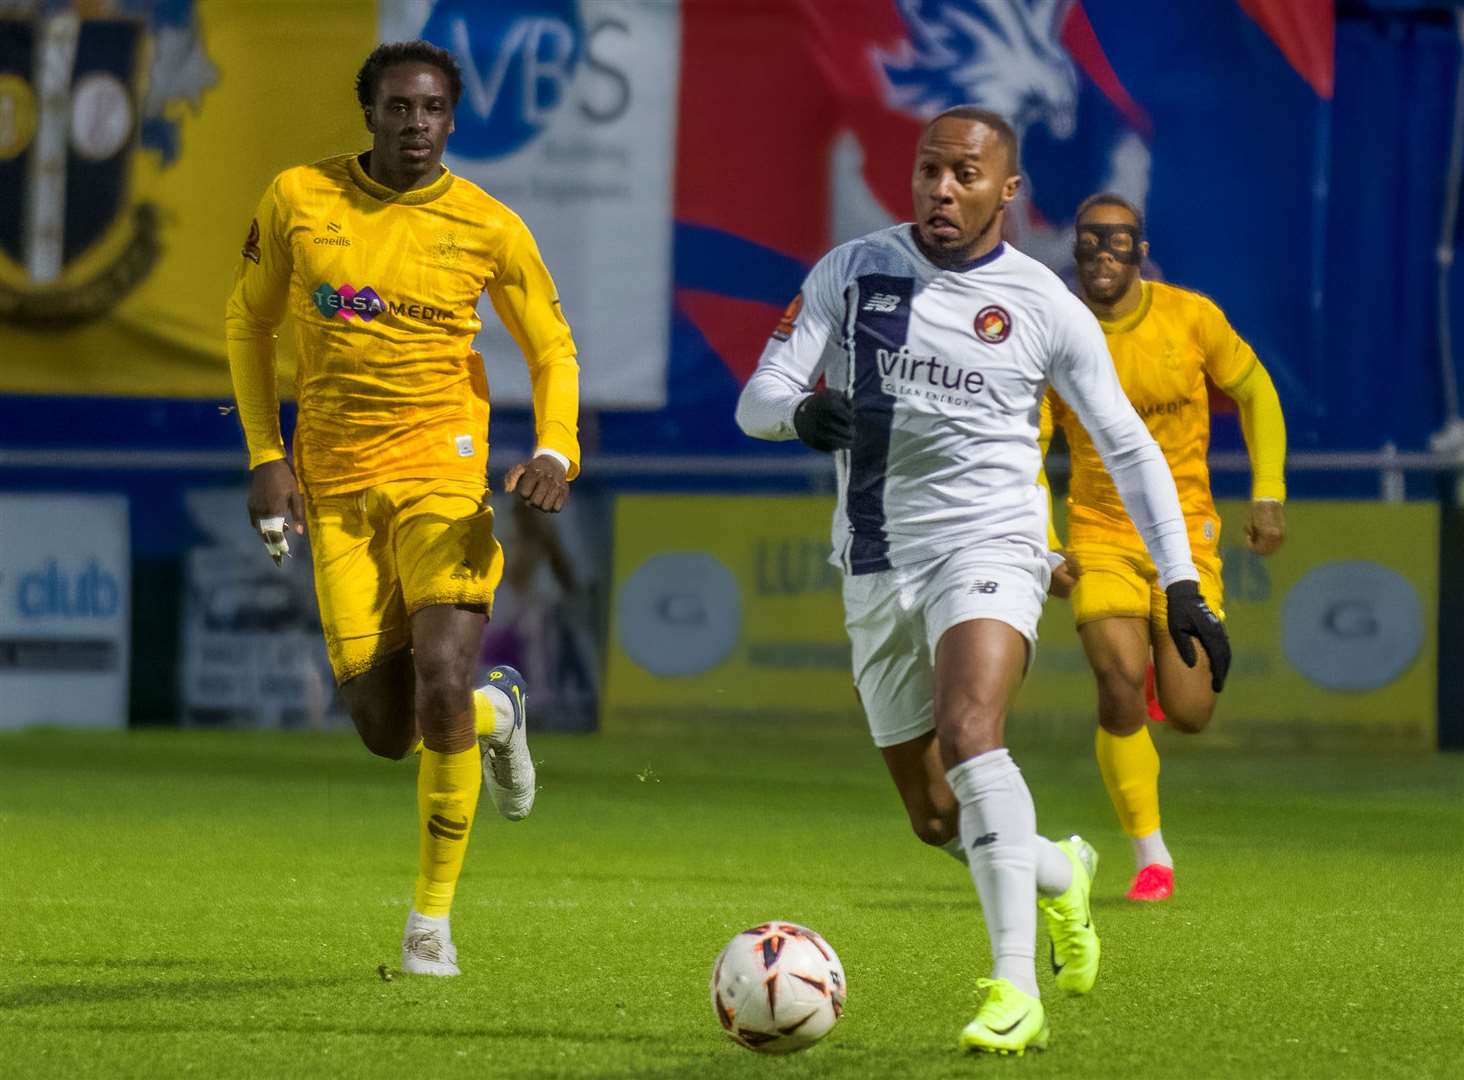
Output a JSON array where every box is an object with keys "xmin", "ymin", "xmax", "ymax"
[{"xmin": 0, "ymin": 6, "xmax": 215, "ymax": 328}]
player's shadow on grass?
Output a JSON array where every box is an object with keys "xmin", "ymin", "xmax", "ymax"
[
  {"xmin": 848, "ymin": 880, "xmax": 978, "ymax": 911},
  {"xmin": 27, "ymin": 957, "xmax": 214, "ymax": 971},
  {"xmin": 1091, "ymin": 896, "xmax": 1146, "ymax": 910},
  {"xmin": 0, "ymin": 974, "xmax": 353, "ymax": 1012},
  {"xmin": 41, "ymin": 1017, "xmax": 668, "ymax": 1048}
]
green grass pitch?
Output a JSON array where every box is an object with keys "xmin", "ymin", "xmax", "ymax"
[{"xmin": 1, "ymin": 722, "xmax": 1460, "ymax": 1079}]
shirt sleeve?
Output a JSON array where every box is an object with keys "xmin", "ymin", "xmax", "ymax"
[
  {"xmin": 487, "ymin": 218, "xmax": 582, "ymax": 479},
  {"xmin": 1196, "ymin": 298, "xmax": 1287, "ymax": 502},
  {"xmin": 1047, "ymin": 290, "xmax": 1198, "ymax": 588},
  {"xmin": 1196, "ymin": 294, "xmax": 1260, "ymax": 392},
  {"xmin": 224, "ymin": 177, "xmax": 293, "ymax": 469},
  {"xmin": 1225, "ymin": 362, "xmax": 1288, "ymax": 502},
  {"xmin": 734, "ymin": 248, "xmax": 846, "ymax": 441}
]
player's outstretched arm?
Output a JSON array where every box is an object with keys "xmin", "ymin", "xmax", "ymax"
[
  {"xmin": 1227, "ymin": 364, "xmax": 1287, "ymax": 555},
  {"xmin": 1201, "ymin": 303, "xmax": 1288, "ymax": 557},
  {"xmin": 227, "ymin": 177, "xmax": 296, "ymax": 564},
  {"xmin": 1036, "ymin": 390, "xmax": 1077, "ymax": 598},
  {"xmin": 487, "ymin": 220, "xmax": 582, "ymax": 480}
]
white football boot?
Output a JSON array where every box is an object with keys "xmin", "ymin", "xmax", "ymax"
[
  {"xmin": 401, "ymin": 910, "xmax": 459, "ymax": 977},
  {"xmin": 477, "ymin": 665, "xmax": 535, "ymax": 821}
]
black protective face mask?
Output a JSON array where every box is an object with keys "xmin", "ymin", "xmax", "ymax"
[{"xmin": 1074, "ymin": 224, "xmax": 1142, "ymax": 266}]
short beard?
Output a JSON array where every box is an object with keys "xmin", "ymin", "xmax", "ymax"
[{"xmin": 926, "ymin": 204, "xmax": 1003, "ymax": 269}]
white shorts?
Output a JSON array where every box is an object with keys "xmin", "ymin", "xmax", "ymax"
[{"xmin": 842, "ymin": 545, "xmax": 1051, "ymax": 749}]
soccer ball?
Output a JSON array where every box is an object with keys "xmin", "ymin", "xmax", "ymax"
[{"xmin": 709, "ymin": 921, "xmax": 846, "ymax": 1054}]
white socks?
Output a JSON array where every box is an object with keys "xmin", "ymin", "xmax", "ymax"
[
  {"xmin": 940, "ymin": 836, "xmax": 968, "ymax": 864},
  {"xmin": 946, "ymin": 748, "xmax": 1039, "ymax": 997},
  {"xmin": 1034, "ymin": 835, "xmax": 1073, "ymax": 896},
  {"xmin": 940, "ymin": 828, "xmax": 1070, "ymax": 897},
  {"xmin": 1134, "ymin": 827, "xmax": 1173, "ymax": 870},
  {"xmin": 405, "ymin": 909, "xmax": 451, "ymax": 935}
]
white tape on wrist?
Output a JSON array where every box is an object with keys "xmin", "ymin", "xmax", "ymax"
[{"xmin": 258, "ymin": 515, "xmax": 291, "ymax": 565}]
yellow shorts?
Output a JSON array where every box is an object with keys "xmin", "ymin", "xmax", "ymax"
[
  {"xmin": 306, "ymin": 477, "xmax": 503, "ymax": 683},
  {"xmin": 1069, "ymin": 537, "xmax": 1225, "ymax": 629}
]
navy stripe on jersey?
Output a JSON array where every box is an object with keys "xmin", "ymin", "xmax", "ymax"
[{"xmin": 846, "ymin": 274, "xmax": 914, "ymax": 574}]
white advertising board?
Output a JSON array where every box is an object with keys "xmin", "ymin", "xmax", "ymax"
[{"xmin": 0, "ymin": 494, "xmax": 130, "ymax": 730}]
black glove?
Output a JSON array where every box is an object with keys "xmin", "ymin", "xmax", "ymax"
[
  {"xmin": 1165, "ymin": 580, "xmax": 1231, "ymax": 693},
  {"xmin": 792, "ymin": 391, "xmax": 853, "ymax": 452}
]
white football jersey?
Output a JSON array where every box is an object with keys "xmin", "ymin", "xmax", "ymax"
[{"xmin": 736, "ymin": 225, "xmax": 1196, "ymax": 584}]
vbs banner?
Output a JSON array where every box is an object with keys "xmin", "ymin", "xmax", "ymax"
[
  {"xmin": 605, "ymin": 496, "xmax": 1438, "ymax": 750},
  {"xmin": 379, "ymin": 1, "xmax": 679, "ymax": 408},
  {"xmin": 0, "ymin": 0, "xmax": 674, "ymax": 408}
]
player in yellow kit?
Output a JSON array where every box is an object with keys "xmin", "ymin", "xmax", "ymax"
[
  {"xmin": 224, "ymin": 41, "xmax": 580, "ymax": 974},
  {"xmin": 1041, "ymin": 194, "xmax": 1287, "ymax": 901}
]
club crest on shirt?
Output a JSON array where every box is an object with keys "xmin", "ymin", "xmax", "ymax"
[
  {"xmin": 974, "ymin": 305, "xmax": 1012, "ymax": 344},
  {"xmin": 772, "ymin": 292, "xmax": 803, "ymax": 341},
  {"xmin": 431, "ymin": 231, "xmax": 462, "ymax": 267}
]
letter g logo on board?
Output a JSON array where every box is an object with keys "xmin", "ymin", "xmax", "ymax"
[{"xmin": 1281, "ymin": 561, "xmax": 1424, "ymax": 691}]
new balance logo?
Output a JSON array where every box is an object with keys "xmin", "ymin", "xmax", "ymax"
[
  {"xmin": 862, "ymin": 292, "xmax": 901, "ymax": 313},
  {"xmin": 968, "ymin": 580, "xmax": 999, "ymax": 595},
  {"xmin": 971, "ymin": 832, "xmax": 998, "ymax": 848}
]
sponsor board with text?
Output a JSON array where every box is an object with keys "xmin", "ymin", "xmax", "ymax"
[{"xmin": 607, "ymin": 496, "xmax": 1439, "ymax": 748}]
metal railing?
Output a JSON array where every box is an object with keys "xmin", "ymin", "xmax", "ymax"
[{"xmin": 2, "ymin": 445, "xmax": 1461, "ymax": 500}]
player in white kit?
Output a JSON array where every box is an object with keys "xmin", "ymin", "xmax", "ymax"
[{"xmin": 736, "ymin": 107, "xmax": 1230, "ymax": 1055}]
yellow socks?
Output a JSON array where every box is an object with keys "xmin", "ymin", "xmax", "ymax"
[
  {"xmin": 413, "ymin": 733, "xmax": 482, "ymax": 918},
  {"xmin": 1095, "ymin": 725, "xmax": 1161, "ymax": 839}
]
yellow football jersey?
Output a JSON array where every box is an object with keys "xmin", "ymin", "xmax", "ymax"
[
  {"xmin": 226, "ymin": 153, "xmax": 580, "ymax": 496},
  {"xmin": 1044, "ymin": 280, "xmax": 1271, "ymax": 548}
]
